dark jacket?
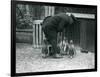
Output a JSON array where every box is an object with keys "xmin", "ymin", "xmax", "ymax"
[{"xmin": 42, "ymin": 13, "xmax": 74, "ymax": 32}]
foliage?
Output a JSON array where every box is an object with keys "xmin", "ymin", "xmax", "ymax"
[
  {"xmin": 16, "ymin": 16, "xmax": 33, "ymax": 29},
  {"xmin": 16, "ymin": 5, "xmax": 33, "ymax": 29}
]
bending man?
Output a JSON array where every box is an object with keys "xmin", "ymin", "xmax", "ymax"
[{"xmin": 42, "ymin": 13, "xmax": 77, "ymax": 58}]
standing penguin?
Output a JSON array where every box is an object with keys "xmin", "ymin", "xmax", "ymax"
[
  {"xmin": 68, "ymin": 40, "xmax": 76, "ymax": 58},
  {"xmin": 41, "ymin": 13, "xmax": 77, "ymax": 58}
]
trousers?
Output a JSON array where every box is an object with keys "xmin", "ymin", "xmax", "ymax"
[{"xmin": 42, "ymin": 27, "xmax": 60, "ymax": 56}]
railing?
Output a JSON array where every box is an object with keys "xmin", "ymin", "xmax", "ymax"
[
  {"xmin": 33, "ymin": 20, "xmax": 44, "ymax": 48},
  {"xmin": 16, "ymin": 29, "xmax": 33, "ymax": 32}
]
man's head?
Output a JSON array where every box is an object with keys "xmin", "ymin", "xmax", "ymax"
[{"xmin": 70, "ymin": 14, "xmax": 78, "ymax": 24}]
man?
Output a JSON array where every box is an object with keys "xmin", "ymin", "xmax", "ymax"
[{"xmin": 42, "ymin": 13, "xmax": 77, "ymax": 58}]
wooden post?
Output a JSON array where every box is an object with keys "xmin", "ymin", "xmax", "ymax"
[
  {"xmin": 80, "ymin": 20, "xmax": 87, "ymax": 50},
  {"xmin": 44, "ymin": 6, "xmax": 55, "ymax": 17},
  {"xmin": 33, "ymin": 20, "xmax": 43, "ymax": 48},
  {"xmin": 26, "ymin": 5, "xmax": 30, "ymax": 15},
  {"xmin": 33, "ymin": 24, "xmax": 35, "ymax": 48},
  {"xmin": 51, "ymin": 6, "xmax": 55, "ymax": 16}
]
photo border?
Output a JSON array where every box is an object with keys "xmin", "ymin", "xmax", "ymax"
[{"xmin": 11, "ymin": 0, "xmax": 97, "ymax": 76}]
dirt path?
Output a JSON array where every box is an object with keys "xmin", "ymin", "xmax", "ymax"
[{"xmin": 16, "ymin": 43, "xmax": 95, "ymax": 73}]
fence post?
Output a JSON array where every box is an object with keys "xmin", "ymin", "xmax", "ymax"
[{"xmin": 32, "ymin": 20, "xmax": 43, "ymax": 48}]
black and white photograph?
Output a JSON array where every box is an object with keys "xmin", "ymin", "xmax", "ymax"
[{"xmin": 11, "ymin": 0, "xmax": 97, "ymax": 76}]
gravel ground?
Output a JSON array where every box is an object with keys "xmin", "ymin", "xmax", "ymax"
[{"xmin": 16, "ymin": 43, "xmax": 95, "ymax": 73}]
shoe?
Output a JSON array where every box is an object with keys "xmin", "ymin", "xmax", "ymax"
[
  {"xmin": 69, "ymin": 56, "xmax": 73, "ymax": 59},
  {"xmin": 42, "ymin": 54, "xmax": 49, "ymax": 58},
  {"xmin": 81, "ymin": 50, "xmax": 88, "ymax": 53},
  {"xmin": 52, "ymin": 54, "xmax": 63, "ymax": 58},
  {"xmin": 60, "ymin": 52, "xmax": 67, "ymax": 55}
]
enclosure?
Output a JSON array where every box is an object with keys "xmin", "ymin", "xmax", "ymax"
[{"xmin": 15, "ymin": 1, "xmax": 97, "ymax": 74}]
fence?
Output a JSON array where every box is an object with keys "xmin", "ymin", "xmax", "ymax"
[{"xmin": 33, "ymin": 20, "xmax": 44, "ymax": 48}]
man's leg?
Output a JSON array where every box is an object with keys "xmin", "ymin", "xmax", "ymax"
[
  {"xmin": 42, "ymin": 27, "xmax": 62, "ymax": 58},
  {"xmin": 47, "ymin": 32, "xmax": 62, "ymax": 58}
]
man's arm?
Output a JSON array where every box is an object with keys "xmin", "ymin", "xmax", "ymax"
[{"xmin": 57, "ymin": 20, "xmax": 66, "ymax": 32}]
